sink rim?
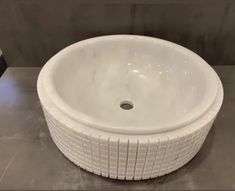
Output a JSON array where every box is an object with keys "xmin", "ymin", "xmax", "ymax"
[{"xmin": 39, "ymin": 35, "xmax": 219, "ymax": 134}]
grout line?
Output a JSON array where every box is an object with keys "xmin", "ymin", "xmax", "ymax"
[
  {"xmin": 150, "ymin": 138, "xmax": 160, "ymax": 178},
  {"xmin": 108, "ymin": 136, "xmax": 110, "ymax": 178},
  {"xmin": 167, "ymin": 135, "xmax": 179, "ymax": 172},
  {"xmin": 98, "ymin": 135, "xmax": 101, "ymax": 175},
  {"xmin": 124, "ymin": 139, "xmax": 129, "ymax": 179},
  {"xmin": 133, "ymin": 140, "xmax": 139, "ymax": 179},
  {"xmin": 141, "ymin": 139, "xmax": 150, "ymax": 179},
  {"xmin": 89, "ymin": 134, "xmax": 94, "ymax": 172},
  {"xmin": 81, "ymin": 132, "xmax": 87, "ymax": 170},
  {"xmin": 158, "ymin": 136, "xmax": 170, "ymax": 176}
]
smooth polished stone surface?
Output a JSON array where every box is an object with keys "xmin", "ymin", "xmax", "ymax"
[
  {"xmin": 0, "ymin": 66, "xmax": 234, "ymax": 189},
  {"xmin": 41, "ymin": 35, "xmax": 219, "ymax": 134}
]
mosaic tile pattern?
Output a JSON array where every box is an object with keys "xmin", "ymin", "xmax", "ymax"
[{"xmin": 43, "ymin": 106, "xmax": 214, "ymax": 180}]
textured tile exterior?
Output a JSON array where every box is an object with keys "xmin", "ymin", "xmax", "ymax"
[
  {"xmin": 41, "ymin": 105, "xmax": 216, "ymax": 180},
  {"xmin": 37, "ymin": 66, "xmax": 223, "ymax": 180}
]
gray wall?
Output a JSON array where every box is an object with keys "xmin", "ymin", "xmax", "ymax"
[{"xmin": 0, "ymin": 0, "xmax": 235, "ymax": 67}]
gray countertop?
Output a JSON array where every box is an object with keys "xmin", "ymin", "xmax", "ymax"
[{"xmin": 0, "ymin": 66, "xmax": 234, "ymax": 190}]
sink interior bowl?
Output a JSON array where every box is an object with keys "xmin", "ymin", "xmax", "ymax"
[{"xmin": 43, "ymin": 36, "xmax": 218, "ymax": 134}]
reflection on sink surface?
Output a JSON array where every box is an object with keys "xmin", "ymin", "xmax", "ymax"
[{"xmin": 37, "ymin": 35, "xmax": 223, "ymax": 180}]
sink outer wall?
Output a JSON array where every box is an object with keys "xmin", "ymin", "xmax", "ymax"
[{"xmin": 37, "ymin": 61, "xmax": 223, "ymax": 180}]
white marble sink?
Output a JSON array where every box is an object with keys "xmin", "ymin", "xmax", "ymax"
[{"xmin": 37, "ymin": 35, "xmax": 223, "ymax": 180}]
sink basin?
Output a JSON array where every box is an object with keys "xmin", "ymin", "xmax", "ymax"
[{"xmin": 37, "ymin": 35, "xmax": 223, "ymax": 180}]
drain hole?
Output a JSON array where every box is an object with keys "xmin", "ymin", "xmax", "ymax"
[{"xmin": 120, "ymin": 100, "xmax": 133, "ymax": 110}]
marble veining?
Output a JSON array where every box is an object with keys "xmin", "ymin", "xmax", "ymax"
[{"xmin": 37, "ymin": 35, "xmax": 223, "ymax": 180}]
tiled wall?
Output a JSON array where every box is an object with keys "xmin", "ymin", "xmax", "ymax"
[{"xmin": 0, "ymin": 0, "xmax": 234, "ymax": 66}]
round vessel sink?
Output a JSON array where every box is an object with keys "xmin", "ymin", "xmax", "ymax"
[{"xmin": 37, "ymin": 35, "xmax": 223, "ymax": 180}]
